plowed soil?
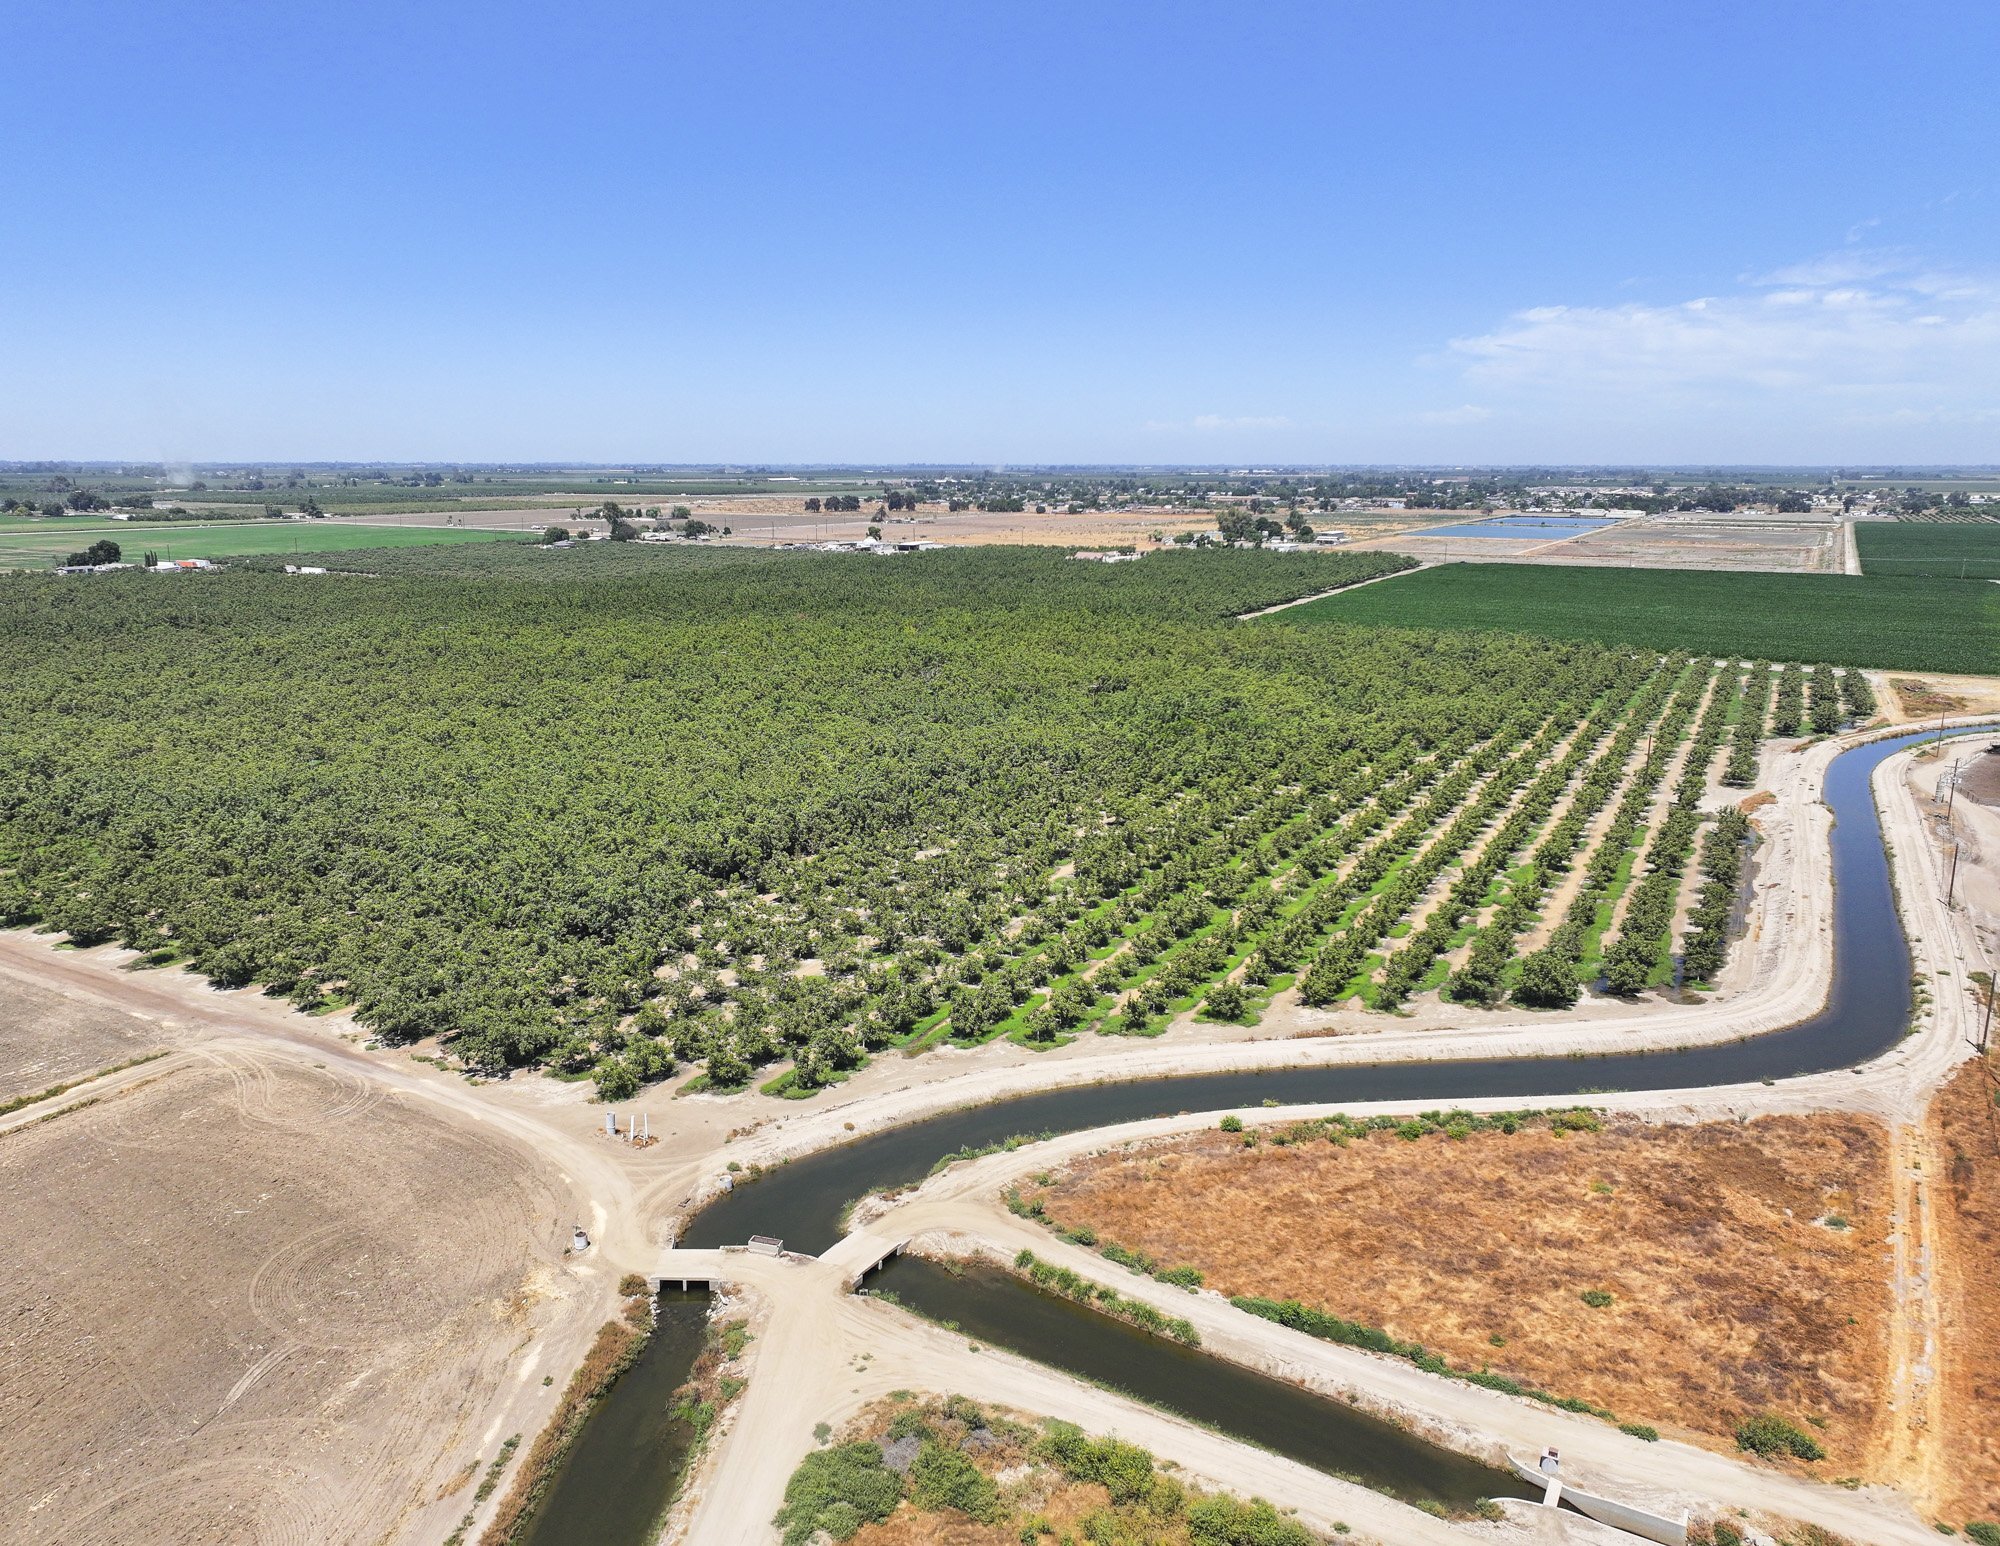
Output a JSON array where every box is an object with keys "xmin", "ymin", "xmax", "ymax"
[
  {"xmin": 1025, "ymin": 1113, "xmax": 1893, "ymax": 1469},
  {"xmin": 1930, "ymin": 1056, "xmax": 2000, "ymax": 1520},
  {"xmin": 0, "ymin": 969, "xmax": 166, "ymax": 1102},
  {"xmin": 0, "ymin": 1047, "xmax": 571, "ymax": 1546}
]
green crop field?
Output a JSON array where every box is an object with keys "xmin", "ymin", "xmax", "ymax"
[
  {"xmin": 1855, "ymin": 519, "xmax": 2000, "ymax": 579},
  {"xmin": 1279, "ymin": 562, "xmax": 2000, "ymax": 675},
  {"xmin": 0, "ymin": 519, "xmax": 521, "ymax": 569}
]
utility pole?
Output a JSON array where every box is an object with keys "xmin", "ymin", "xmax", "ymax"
[
  {"xmin": 1944, "ymin": 756, "xmax": 1965, "ymax": 823},
  {"xmin": 1944, "ymin": 843, "xmax": 1960, "ymax": 910}
]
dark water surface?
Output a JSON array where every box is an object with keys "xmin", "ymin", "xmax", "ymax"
[
  {"xmin": 868, "ymin": 1255, "xmax": 1540, "ymax": 1511},
  {"xmin": 515, "ymin": 1289, "xmax": 710, "ymax": 1546}
]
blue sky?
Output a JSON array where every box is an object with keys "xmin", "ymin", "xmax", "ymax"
[{"xmin": 6, "ymin": 0, "xmax": 1998, "ymax": 464}]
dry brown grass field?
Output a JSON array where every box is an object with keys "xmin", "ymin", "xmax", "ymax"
[
  {"xmin": 1931, "ymin": 1055, "xmax": 2000, "ymax": 1520},
  {"xmin": 1023, "ymin": 1113, "xmax": 1893, "ymax": 1470},
  {"xmin": 0, "ymin": 1045, "xmax": 572, "ymax": 1546}
]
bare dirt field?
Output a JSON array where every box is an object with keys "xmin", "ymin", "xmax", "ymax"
[
  {"xmin": 1345, "ymin": 513, "xmax": 1842, "ymax": 573},
  {"xmin": 0, "ymin": 1043, "xmax": 575, "ymax": 1546},
  {"xmin": 1555, "ymin": 516, "xmax": 1842, "ymax": 572},
  {"xmin": 342, "ymin": 500, "xmax": 1230, "ymax": 549},
  {"xmin": 1930, "ymin": 1055, "xmax": 2000, "ymax": 1521},
  {"xmin": 0, "ymin": 968, "xmax": 169, "ymax": 1103},
  {"xmin": 1019, "ymin": 1113, "xmax": 1894, "ymax": 1471}
]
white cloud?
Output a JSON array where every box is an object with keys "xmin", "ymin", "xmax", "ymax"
[
  {"xmin": 1446, "ymin": 252, "xmax": 2000, "ymax": 412},
  {"xmin": 1141, "ymin": 412, "xmax": 1294, "ymax": 436},
  {"xmin": 1418, "ymin": 403, "xmax": 1493, "ymax": 425},
  {"xmin": 1189, "ymin": 413, "xmax": 1293, "ymax": 432}
]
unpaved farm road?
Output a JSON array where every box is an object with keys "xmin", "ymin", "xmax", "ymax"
[{"xmin": 0, "ymin": 718, "xmax": 1992, "ymax": 1546}]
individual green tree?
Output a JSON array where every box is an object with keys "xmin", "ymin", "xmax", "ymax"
[
  {"xmin": 61, "ymin": 538, "xmax": 122, "ymax": 567},
  {"xmin": 1512, "ymin": 949, "xmax": 1580, "ymax": 1008},
  {"xmin": 1204, "ymin": 980, "xmax": 1246, "ymax": 1020},
  {"xmin": 593, "ymin": 1058, "xmax": 639, "ymax": 1101},
  {"xmin": 541, "ymin": 525, "xmax": 572, "ymax": 544},
  {"xmin": 1601, "ymin": 941, "xmax": 1652, "ymax": 996}
]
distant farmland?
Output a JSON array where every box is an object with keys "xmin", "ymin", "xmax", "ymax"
[
  {"xmin": 0, "ymin": 519, "xmax": 520, "ymax": 569},
  {"xmin": 1277, "ymin": 561, "xmax": 2000, "ymax": 674},
  {"xmin": 1856, "ymin": 519, "xmax": 2000, "ymax": 580}
]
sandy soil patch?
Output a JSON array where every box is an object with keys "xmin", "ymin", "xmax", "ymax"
[
  {"xmin": 0, "ymin": 968, "xmax": 169, "ymax": 1102},
  {"xmin": 1021, "ymin": 1113, "xmax": 1892, "ymax": 1471},
  {"xmin": 1930, "ymin": 1055, "xmax": 2000, "ymax": 1521},
  {"xmin": 1963, "ymin": 753, "xmax": 2000, "ymax": 809},
  {"xmin": 0, "ymin": 1048, "xmax": 572, "ymax": 1546},
  {"xmin": 1881, "ymin": 673, "xmax": 2000, "ymax": 725}
]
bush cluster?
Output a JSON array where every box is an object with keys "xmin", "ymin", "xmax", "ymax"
[
  {"xmin": 1013, "ymin": 1249, "xmax": 1200, "ymax": 1344},
  {"xmin": 1733, "ymin": 1412, "xmax": 1826, "ymax": 1462}
]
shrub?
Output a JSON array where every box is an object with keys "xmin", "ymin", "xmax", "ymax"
[
  {"xmin": 773, "ymin": 1442, "xmax": 902, "ymax": 1544},
  {"xmin": 1218, "ymin": 1114, "xmax": 1243, "ymax": 1132},
  {"xmin": 1618, "ymin": 1422, "xmax": 1660, "ymax": 1442},
  {"xmin": 1735, "ymin": 1413, "xmax": 1825, "ymax": 1461},
  {"xmin": 1513, "ymin": 948, "xmax": 1580, "ymax": 1008},
  {"xmin": 1581, "ymin": 1289, "xmax": 1614, "ymax": 1309},
  {"xmin": 1966, "ymin": 1525, "xmax": 2000, "ymax": 1546},
  {"xmin": 886, "ymin": 1409, "xmax": 933, "ymax": 1442},
  {"xmin": 907, "ymin": 1439, "xmax": 1000, "ymax": 1522},
  {"xmin": 1184, "ymin": 1492, "xmax": 1319, "ymax": 1545},
  {"xmin": 1036, "ymin": 1421, "xmax": 1157, "ymax": 1504},
  {"xmin": 943, "ymin": 1393, "xmax": 988, "ymax": 1429},
  {"xmin": 592, "ymin": 1058, "xmax": 639, "ymax": 1102}
]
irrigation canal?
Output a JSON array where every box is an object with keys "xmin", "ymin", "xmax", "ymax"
[
  {"xmin": 531, "ymin": 726, "xmax": 1976, "ymax": 1542},
  {"xmin": 514, "ymin": 1289, "xmax": 711, "ymax": 1546}
]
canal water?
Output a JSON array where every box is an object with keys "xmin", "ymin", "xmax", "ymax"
[
  {"xmin": 867, "ymin": 1254, "xmax": 1539, "ymax": 1512},
  {"xmin": 514, "ymin": 1288, "xmax": 711, "ymax": 1546}
]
